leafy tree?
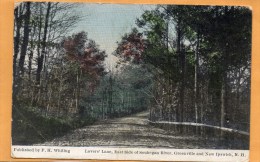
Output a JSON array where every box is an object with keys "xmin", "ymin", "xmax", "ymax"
[{"xmin": 115, "ymin": 28, "xmax": 145, "ymax": 64}]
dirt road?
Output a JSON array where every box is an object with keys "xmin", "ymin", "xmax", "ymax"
[{"xmin": 36, "ymin": 111, "xmax": 225, "ymax": 149}]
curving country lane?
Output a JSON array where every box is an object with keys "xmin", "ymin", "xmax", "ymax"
[{"xmin": 35, "ymin": 111, "xmax": 228, "ymax": 149}]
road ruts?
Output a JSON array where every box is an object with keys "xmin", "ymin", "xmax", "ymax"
[{"xmin": 35, "ymin": 111, "xmax": 226, "ymax": 149}]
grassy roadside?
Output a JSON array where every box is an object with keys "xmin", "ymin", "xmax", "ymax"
[{"xmin": 12, "ymin": 106, "xmax": 96, "ymax": 145}]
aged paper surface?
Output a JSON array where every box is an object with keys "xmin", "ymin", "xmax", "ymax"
[{"xmin": 0, "ymin": 0, "xmax": 260, "ymax": 161}]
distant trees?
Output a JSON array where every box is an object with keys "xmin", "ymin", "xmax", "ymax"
[{"xmin": 75, "ymin": 49, "xmax": 154, "ymax": 119}]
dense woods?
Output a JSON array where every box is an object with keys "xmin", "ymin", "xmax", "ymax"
[
  {"xmin": 12, "ymin": 3, "xmax": 251, "ymax": 148},
  {"xmin": 132, "ymin": 5, "xmax": 251, "ymax": 132},
  {"xmin": 115, "ymin": 5, "xmax": 251, "ymax": 134},
  {"xmin": 114, "ymin": 5, "xmax": 250, "ymax": 148}
]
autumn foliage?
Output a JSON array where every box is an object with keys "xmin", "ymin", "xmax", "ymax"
[
  {"xmin": 63, "ymin": 32, "xmax": 106, "ymax": 80},
  {"xmin": 116, "ymin": 29, "xmax": 145, "ymax": 63}
]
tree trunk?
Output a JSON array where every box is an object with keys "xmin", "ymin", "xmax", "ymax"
[
  {"xmin": 221, "ymin": 40, "xmax": 229, "ymax": 137},
  {"xmin": 76, "ymin": 68, "xmax": 81, "ymax": 114},
  {"xmin": 235, "ymin": 70, "xmax": 241, "ymax": 122},
  {"xmin": 18, "ymin": 2, "xmax": 31, "ymax": 77},
  {"xmin": 13, "ymin": 5, "xmax": 22, "ymax": 81},
  {"xmin": 176, "ymin": 24, "xmax": 182, "ymax": 123},
  {"xmin": 194, "ymin": 29, "xmax": 200, "ymax": 133},
  {"xmin": 220, "ymin": 76, "xmax": 226, "ymax": 134},
  {"xmin": 36, "ymin": 2, "xmax": 51, "ymax": 85},
  {"xmin": 180, "ymin": 46, "xmax": 185, "ymax": 123},
  {"xmin": 194, "ymin": 29, "xmax": 200, "ymax": 123},
  {"xmin": 28, "ymin": 19, "xmax": 37, "ymax": 82},
  {"xmin": 101, "ymin": 90, "xmax": 104, "ymax": 119},
  {"xmin": 108, "ymin": 75, "xmax": 113, "ymax": 116}
]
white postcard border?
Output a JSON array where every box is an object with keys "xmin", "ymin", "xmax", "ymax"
[{"xmin": 12, "ymin": 145, "xmax": 249, "ymax": 161}]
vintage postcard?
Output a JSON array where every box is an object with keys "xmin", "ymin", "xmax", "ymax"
[{"xmin": 11, "ymin": 2, "xmax": 251, "ymax": 161}]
